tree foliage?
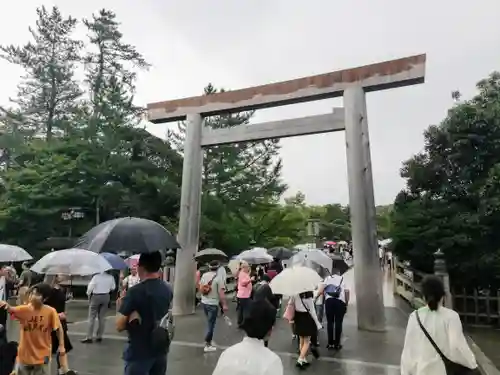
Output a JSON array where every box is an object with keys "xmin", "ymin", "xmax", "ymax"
[
  {"xmin": 0, "ymin": 5, "xmax": 392, "ymax": 258},
  {"xmin": 0, "ymin": 6, "xmax": 82, "ymax": 141},
  {"xmin": 168, "ymin": 84, "xmax": 287, "ymax": 253},
  {"xmin": 0, "ymin": 6, "xmax": 181, "ymax": 254},
  {"xmin": 391, "ymin": 72, "xmax": 500, "ymax": 288}
]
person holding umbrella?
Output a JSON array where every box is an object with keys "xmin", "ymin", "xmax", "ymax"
[
  {"xmin": 270, "ymin": 266, "xmax": 323, "ymax": 368},
  {"xmin": 198, "ymin": 260, "xmax": 228, "ymax": 352},
  {"xmin": 122, "ymin": 266, "xmax": 140, "ymax": 296},
  {"xmin": 236, "ymin": 261, "xmax": 254, "ymax": 328}
]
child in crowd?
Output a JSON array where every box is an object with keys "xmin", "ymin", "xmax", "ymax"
[{"xmin": 0, "ymin": 283, "xmax": 74, "ymax": 375}]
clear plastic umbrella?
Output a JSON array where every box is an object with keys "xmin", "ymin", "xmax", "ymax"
[
  {"xmin": 0, "ymin": 244, "xmax": 32, "ymax": 263},
  {"xmin": 31, "ymin": 248, "xmax": 112, "ymax": 275},
  {"xmin": 236, "ymin": 247, "xmax": 273, "ymax": 265},
  {"xmin": 290, "ymin": 249, "xmax": 333, "ymax": 272},
  {"xmin": 269, "ymin": 266, "xmax": 322, "ymax": 296}
]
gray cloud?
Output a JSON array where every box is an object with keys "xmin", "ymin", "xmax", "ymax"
[{"xmin": 1, "ymin": 0, "xmax": 499, "ymax": 205}]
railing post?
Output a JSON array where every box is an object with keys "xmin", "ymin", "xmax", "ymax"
[
  {"xmin": 392, "ymin": 256, "xmax": 398, "ymax": 295},
  {"xmin": 434, "ymin": 249, "xmax": 453, "ymax": 309}
]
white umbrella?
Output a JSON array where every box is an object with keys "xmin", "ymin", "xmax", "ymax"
[
  {"xmin": 236, "ymin": 247, "xmax": 273, "ymax": 265},
  {"xmin": 0, "ymin": 244, "xmax": 32, "ymax": 263},
  {"xmin": 228, "ymin": 259, "xmax": 241, "ymax": 275},
  {"xmin": 269, "ymin": 266, "xmax": 322, "ymax": 296},
  {"xmin": 290, "ymin": 249, "xmax": 333, "ymax": 271},
  {"xmin": 31, "ymin": 248, "xmax": 112, "ymax": 275},
  {"xmin": 379, "ymin": 238, "xmax": 392, "ymax": 247},
  {"xmin": 126, "ymin": 254, "xmax": 140, "ymax": 266}
]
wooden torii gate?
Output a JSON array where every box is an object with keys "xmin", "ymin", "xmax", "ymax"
[{"xmin": 147, "ymin": 54, "xmax": 426, "ymax": 331}]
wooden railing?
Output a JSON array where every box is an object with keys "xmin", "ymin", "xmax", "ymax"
[
  {"xmin": 393, "ymin": 257, "xmax": 500, "ymax": 327},
  {"xmin": 453, "ymin": 287, "xmax": 500, "ymax": 327},
  {"xmin": 392, "ymin": 259, "xmax": 427, "ymax": 309}
]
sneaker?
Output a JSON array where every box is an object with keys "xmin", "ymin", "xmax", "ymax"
[
  {"xmin": 334, "ymin": 344, "xmax": 343, "ymax": 351},
  {"xmin": 80, "ymin": 338, "xmax": 93, "ymax": 344},
  {"xmin": 295, "ymin": 359, "xmax": 309, "ymax": 369},
  {"xmin": 326, "ymin": 344, "xmax": 334, "ymax": 350},
  {"xmin": 204, "ymin": 345, "xmax": 217, "ymax": 353},
  {"xmin": 311, "ymin": 346, "xmax": 320, "ymax": 359}
]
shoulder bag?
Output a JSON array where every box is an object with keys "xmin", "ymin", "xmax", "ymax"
[{"xmin": 416, "ymin": 311, "xmax": 480, "ymax": 375}]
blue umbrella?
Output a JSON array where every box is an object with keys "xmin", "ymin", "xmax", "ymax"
[{"xmin": 101, "ymin": 252, "xmax": 128, "ymax": 270}]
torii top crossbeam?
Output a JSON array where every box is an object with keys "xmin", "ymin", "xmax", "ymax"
[{"xmin": 147, "ymin": 54, "xmax": 426, "ymax": 123}]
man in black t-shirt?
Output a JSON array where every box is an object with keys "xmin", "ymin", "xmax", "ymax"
[{"xmin": 116, "ymin": 252, "xmax": 173, "ymax": 375}]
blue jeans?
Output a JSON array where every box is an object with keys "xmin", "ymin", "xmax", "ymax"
[
  {"xmin": 124, "ymin": 356, "xmax": 167, "ymax": 375},
  {"xmin": 203, "ymin": 303, "xmax": 218, "ymax": 344}
]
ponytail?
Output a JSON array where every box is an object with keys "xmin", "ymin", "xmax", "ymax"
[
  {"xmin": 427, "ymin": 298, "xmax": 439, "ymax": 311},
  {"xmin": 421, "ymin": 276, "xmax": 445, "ymax": 311}
]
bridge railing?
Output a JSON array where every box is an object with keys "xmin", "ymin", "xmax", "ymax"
[
  {"xmin": 392, "ymin": 253, "xmax": 500, "ymax": 327},
  {"xmin": 392, "ymin": 259, "xmax": 428, "ymax": 309}
]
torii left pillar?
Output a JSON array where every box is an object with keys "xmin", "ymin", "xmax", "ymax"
[{"xmin": 172, "ymin": 113, "xmax": 203, "ymax": 315}]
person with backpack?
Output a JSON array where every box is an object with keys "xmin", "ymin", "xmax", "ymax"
[
  {"xmin": 115, "ymin": 252, "xmax": 173, "ymax": 375},
  {"xmin": 317, "ymin": 269, "xmax": 349, "ymax": 350},
  {"xmin": 199, "ymin": 260, "xmax": 228, "ymax": 353}
]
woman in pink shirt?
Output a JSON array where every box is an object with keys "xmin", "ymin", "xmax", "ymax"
[{"xmin": 236, "ymin": 261, "xmax": 254, "ymax": 328}]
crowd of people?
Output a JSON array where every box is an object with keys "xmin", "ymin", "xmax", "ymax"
[
  {"xmin": 0, "ymin": 251, "xmax": 173, "ymax": 375},
  {"xmin": 195, "ymin": 256, "xmax": 351, "ymax": 371},
  {"xmin": 0, "ymin": 246, "xmax": 484, "ymax": 375}
]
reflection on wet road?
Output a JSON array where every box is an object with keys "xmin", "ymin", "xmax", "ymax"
[{"xmin": 6, "ymin": 269, "xmax": 405, "ymax": 374}]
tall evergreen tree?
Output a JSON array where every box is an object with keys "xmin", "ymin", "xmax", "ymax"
[
  {"xmin": 82, "ymin": 9, "xmax": 150, "ymax": 143},
  {"xmin": 169, "ymin": 84, "xmax": 286, "ymax": 250},
  {"xmin": 0, "ymin": 6, "xmax": 82, "ymax": 141}
]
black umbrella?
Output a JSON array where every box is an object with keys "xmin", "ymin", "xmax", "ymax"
[
  {"xmin": 75, "ymin": 217, "xmax": 180, "ymax": 254},
  {"xmin": 329, "ymin": 253, "xmax": 350, "ymax": 275},
  {"xmin": 194, "ymin": 248, "xmax": 228, "ymax": 264},
  {"xmin": 267, "ymin": 247, "xmax": 294, "ymax": 260}
]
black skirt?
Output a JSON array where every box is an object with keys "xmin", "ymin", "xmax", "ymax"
[
  {"xmin": 294, "ymin": 311, "xmax": 317, "ymax": 337},
  {"xmin": 51, "ymin": 320, "xmax": 73, "ymax": 354}
]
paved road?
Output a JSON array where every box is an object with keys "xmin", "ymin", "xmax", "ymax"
[{"xmin": 7, "ymin": 268, "xmax": 406, "ymax": 375}]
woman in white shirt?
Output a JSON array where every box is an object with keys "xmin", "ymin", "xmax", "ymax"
[
  {"xmin": 401, "ymin": 276, "xmax": 478, "ymax": 375},
  {"xmin": 288, "ymin": 291, "xmax": 322, "ymax": 368}
]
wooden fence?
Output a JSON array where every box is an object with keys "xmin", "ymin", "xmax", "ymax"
[{"xmin": 393, "ymin": 258, "xmax": 500, "ymax": 327}]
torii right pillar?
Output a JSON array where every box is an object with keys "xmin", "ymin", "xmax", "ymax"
[{"xmin": 344, "ymin": 86, "xmax": 385, "ymax": 332}]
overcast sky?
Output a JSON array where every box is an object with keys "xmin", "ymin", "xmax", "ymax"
[{"xmin": 1, "ymin": 1, "xmax": 499, "ymax": 206}]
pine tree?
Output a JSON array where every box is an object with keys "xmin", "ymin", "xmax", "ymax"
[
  {"xmin": 0, "ymin": 6, "xmax": 82, "ymax": 141},
  {"xmin": 169, "ymin": 84, "xmax": 287, "ymax": 219},
  {"xmin": 82, "ymin": 9, "xmax": 150, "ymax": 143}
]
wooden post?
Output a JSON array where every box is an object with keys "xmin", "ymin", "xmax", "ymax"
[
  {"xmin": 172, "ymin": 113, "xmax": 203, "ymax": 316},
  {"xmin": 344, "ymin": 86, "xmax": 385, "ymax": 332},
  {"xmin": 434, "ymin": 249, "xmax": 453, "ymax": 309}
]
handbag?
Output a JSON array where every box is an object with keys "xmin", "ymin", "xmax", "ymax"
[
  {"xmin": 416, "ymin": 311, "xmax": 480, "ymax": 375},
  {"xmin": 283, "ymin": 298, "xmax": 295, "ymax": 322}
]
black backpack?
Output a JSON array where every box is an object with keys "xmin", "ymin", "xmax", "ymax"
[{"xmin": 147, "ymin": 292, "xmax": 174, "ymax": 353}]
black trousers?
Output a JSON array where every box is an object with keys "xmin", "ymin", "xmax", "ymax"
[
  {"xmin": 237, "ymin": 298, "xmax": 251, "ymax": 326},
  {"xmin": 0, "ymin": 308, "xmax": 7, "ymax": 331},
  {"xmin": 325, "ymin": 298, "xmax": 347, "ymax": 346}
]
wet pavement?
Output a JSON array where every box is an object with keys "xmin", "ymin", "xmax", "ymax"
[
  {"xmin": 6, "ymin": 269, "xmax": 406, "ymax": 374},
  {"xmin": 467, "ymin": 326, "xmax": 500, "ymax": 370}
]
